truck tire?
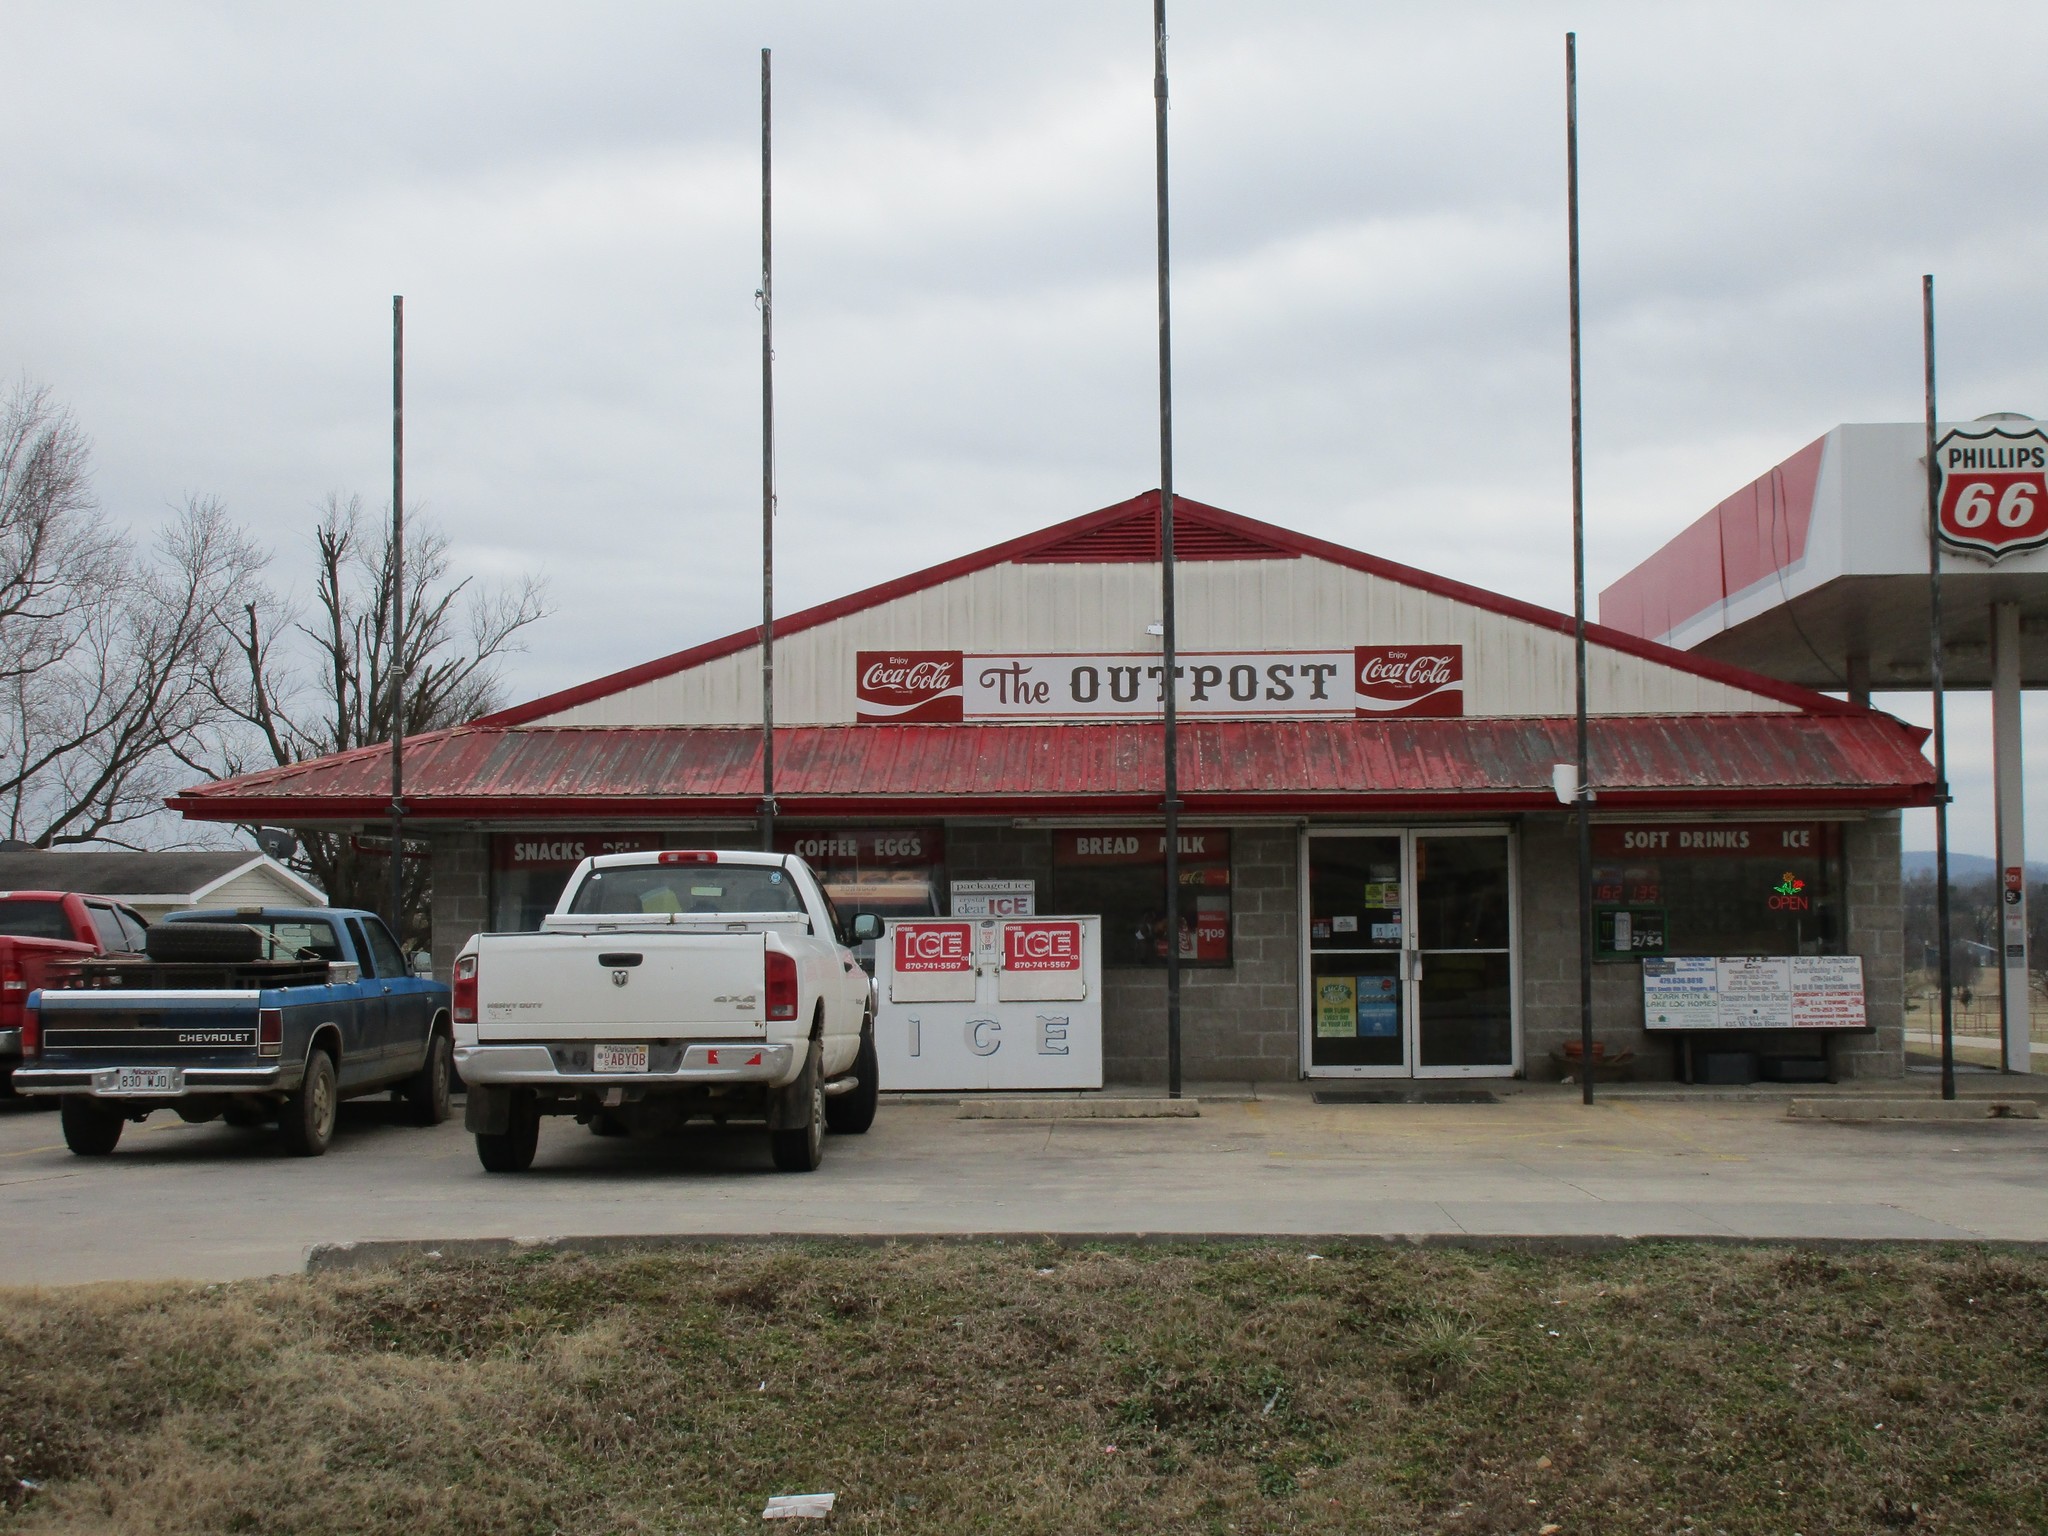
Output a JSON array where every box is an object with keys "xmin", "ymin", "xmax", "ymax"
[
  {"xmin": 402, "ymin": 1028, "xmax": 453, "ymax": 1126},
  {"xmin": 144, "ymin": 922, "xmax": 263, "ymax": 963},
  {"xmin": 770, "ymin": 1049, "xmax": 825, "ymax": 1173},
  {"xmin": 476, "ymin": 1090, "xmax": 539, "ymax": 1172},
  {"xmin": 60, "ymin": 1095, "xmax": 124, "ymax": 1156},
  {"xmin": 278, "ymin": 1049, "xmax": 337, "ymax": 1157},
  {"xmin": 824, "ymin": 1023, "xmax": 879, "ymax": 1136}
]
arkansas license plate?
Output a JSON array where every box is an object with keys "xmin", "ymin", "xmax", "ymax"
[
  {"xmin": 98, "ymin": 1067, "xmax": 181, "ymax": 1096},
  {"xmin": 592, "ymin": 1043, "xmax": 650, "ymax": 1073}
]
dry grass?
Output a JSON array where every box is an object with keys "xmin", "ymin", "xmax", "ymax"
[{"xmin": 2, "ymin": 1242, "xmax": 2045, "ymax": 1534}]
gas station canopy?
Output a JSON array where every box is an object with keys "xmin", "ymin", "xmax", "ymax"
[{"xmin": 1599, "ymin": 417, "xmax": 2048, "ymax": 691}]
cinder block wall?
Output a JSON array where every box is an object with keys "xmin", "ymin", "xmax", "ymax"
[
  {"xmin": 943, "ymin": 821, "xmax": 1302, "ymax": 1086},
  {"xmin": 427, "ymin": 828, "xmax": 490, "ymax": 983},
  {"xmin": 1518, "ymin": 812, "xmax": 1905, "ymax": 1081}
]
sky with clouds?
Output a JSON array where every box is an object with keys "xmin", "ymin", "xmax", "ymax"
[{"xmin": 4, "ymin": 1, "xmax": 2045, "ymax": 856}]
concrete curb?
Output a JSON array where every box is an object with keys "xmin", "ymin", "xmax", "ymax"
[
  {"xmin": 303, "ymin": 1230, "xmax": 2048, "ymax": 1275},
  {"xmin": 1787, "ymin": 1097, "xmax": 2040, "ymax": 1122},
  {"xmin": 956, "ymin": 1098, "xmax": 1201, "ymax": 1120}
]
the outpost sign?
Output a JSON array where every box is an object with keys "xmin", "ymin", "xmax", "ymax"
[{"xmin": 854, "ymin": 646, "xmax": 1462, "ymax": 722}]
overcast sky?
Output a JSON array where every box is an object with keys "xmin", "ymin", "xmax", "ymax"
[{"xmin": 5, "ymin": 2, "xmax": 2045, "ymax": 856}]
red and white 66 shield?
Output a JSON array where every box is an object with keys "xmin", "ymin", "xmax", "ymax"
[{"xmin": 1935, "ymin": 425, "xmax": 2048, "ymax": 560}]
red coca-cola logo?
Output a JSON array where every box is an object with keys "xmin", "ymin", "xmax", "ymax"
[
  {"xmin": 1003, "ymin": 921, "xmax": 1081, "ymax": 972},
  {"xmin": 856, "ymin": 650, "xmax": 964, "ymax": 722},
  {"xmin": 1353, "ymin": 645, "xmax": 1463, "ymax": 717},
  {"xmin": 894, "ymin": 922, "xmax": 973, "ymax": 972},
  {"xmin": 1936, "ymin": 428, "xmax": 2048, "ymax": 560}
]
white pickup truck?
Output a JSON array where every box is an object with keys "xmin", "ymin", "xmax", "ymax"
[{"xmin": 452, "ymin": 849, "xmax": 882, "ymax": 1173}]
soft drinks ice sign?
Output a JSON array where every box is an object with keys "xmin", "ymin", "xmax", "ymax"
[
  {"xmin": 855, "ymin": 647, "xmax": 1462, "ymax": 721},
  {"xmin": 1936, "ymin": 424, "xmax": 2048, "ymax": 560}
]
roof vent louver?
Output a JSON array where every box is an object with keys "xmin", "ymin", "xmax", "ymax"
[{"xmin": 1020, "ymin": 502, "xmax": 1298, "ymax": 564}]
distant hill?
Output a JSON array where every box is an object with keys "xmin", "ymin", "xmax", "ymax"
[{"xmin": 1902, "ymin": 851, "xmax": 2048, "ymax": 882}]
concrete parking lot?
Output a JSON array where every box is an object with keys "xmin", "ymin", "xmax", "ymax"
[{"xmin": 3, "ymin": 1084, "xmax": 2047, "ymax": 1286}]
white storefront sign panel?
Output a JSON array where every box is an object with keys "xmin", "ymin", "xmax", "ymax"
[
  {"xmin": 1641, "ymin": 955, "xmax": 1867, "ymax": 1031},
  {"xmin": 853, "ymin": 647, "xmax": 1462, "ymax": 722},
  {"xmin": 951, "ymin": 879, "xmax": 1035, "ymax": 917},
  {"xmin": 876, "ymin": 916, "xmax": 1103, "ymax": 1090}
]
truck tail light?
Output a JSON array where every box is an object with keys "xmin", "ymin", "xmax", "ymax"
[
  {"xmin": 658, "ymin": 851, "xmax": 718, "ymax": 865},
  {"xmin": 764, "ymin": 950, "xmax": 799, "ymax": 1021},
  {"xmin": 452, "ymin": 954, "xmax": 478, "ymax": 1024},
  {"xmin": 257, "ymin": 1008, "xmax": 283, "ymax": 1057},
  {"xmin": 1, "ymin": 959, "xmax": 23, "ymax": 994},
  {"xmin": 20, "ymin": 1002, "xmax": 38, "ymax": 1060}
]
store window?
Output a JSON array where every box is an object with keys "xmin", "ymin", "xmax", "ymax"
[
  {"xmin": 489, "ymin": 832, "xmax": 674, "ymax": 930},
  {"xmin": 1590, "ymin": 821, "xmax": 1843, "ymax": 961},
  {"xmin": 1052, "ymin": 828, "xmax": 1231, "ymax": 968},
  {"xmin": 774, "ymin": 827, "xmax": 944, "ymax": 929}
]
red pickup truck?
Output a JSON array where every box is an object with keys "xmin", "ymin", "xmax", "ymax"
[{"xmin": 0, "ymin": 891, "xmax": 150, "ymax": 1095}]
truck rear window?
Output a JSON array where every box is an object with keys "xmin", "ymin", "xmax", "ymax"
[
  {"xmin": 568, "ymin": 866, "xmax": 805, "ymax": 917},
  {"xmin": 0, "ymin": 901, "xmax": 70, "ymax": 940},
  {"xmin": 224, "ymin": 918, "xmax": 345, "ymax": 961}
]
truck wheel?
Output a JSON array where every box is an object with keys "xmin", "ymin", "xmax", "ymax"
[
  {"xmin": 770, "ymin": 1053, "xmax": 825, "ymax": 1173},
  {"xmin": 825, "ymin": 1024, "xmax": 879, "ymax": 1136},
  {"xmin": 402, "ymin": 1029, "xmax": 453, "ymax": 1126},
  {"xmin": 278, "ymin": 1050, "xmax": 337, "ymax": 1157},
  {"xmin": 60, "ymin": 1096, "xmax": 124, "ymax": 1156},
  {"xmin": 476, "ymin": 1090, "xmax": 539, "ymax": 1172}
]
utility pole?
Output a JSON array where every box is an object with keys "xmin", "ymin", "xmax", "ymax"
[
  {"xmin": 1923, "ymin": 276, "xmax": 1956, "ymax": 1101},
  {"xmin": 389, "ymin": 295, "xmax": 406, "ymax": 941},
  {"xmin": 1565, "ymin": 36, "xmax": 1595, "ymax": 1105},
  {"xmin": 1153, "ymin": 0, "xmax": 1183, "ymax": 1098},
  {"xmin": 759, "ymin": 48, "xmax": 778, "ymax": 853}
]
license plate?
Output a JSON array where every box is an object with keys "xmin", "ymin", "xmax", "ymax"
[
  {"xmin": 593, "ymin": 1043, "xmax": 649, "ymax": 1073},
  {"xmin": 99, "ymin": 1067, "xmax": 181, "ymax": 1096}
]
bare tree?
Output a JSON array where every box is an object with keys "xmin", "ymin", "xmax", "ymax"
[
  {"xmin": 216, "ymin": 493, "xmax": 548, "ymax": 940},
  {"xmin": 0, "ymin": 383, "xmax": 266, "ymax": 847}
]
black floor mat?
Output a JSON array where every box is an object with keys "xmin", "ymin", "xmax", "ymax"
[{"xmin": 1312, "ymin": 1089, "xmax": 1499, "ymax": 1105}]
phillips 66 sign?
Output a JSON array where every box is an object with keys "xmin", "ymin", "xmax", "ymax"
[{"xmin": 1936, "ymin": 424, "xmax": 2048, "ymax": 560}]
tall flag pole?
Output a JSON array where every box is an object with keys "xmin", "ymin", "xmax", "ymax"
[
  {"xmin": 1153, "ymin": 0, "xmax": 1183, "ymax": 1098},
  {"xmin": 1923, "ymin": 275, "xmax": 1957, "ymax": 1101},
  {"xmin": 760, "ymin": 48, "xmax": 778, "ymax": 853},
  {"xmin": 389, "ymin": 295, "xmax": 406, "ymax": 940},
  {"xmin": 1565, "ymin": 36, "xmax": 1595, "ymax": 1105}
]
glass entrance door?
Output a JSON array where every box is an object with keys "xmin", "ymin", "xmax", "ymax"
[{"xmin": 1303, "ymin": 828, "xmax": 1518, "ymax": 1077}]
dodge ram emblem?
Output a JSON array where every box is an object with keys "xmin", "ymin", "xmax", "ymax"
[{"xmin": 611, "ymin": 969, "xmax": 630, "ymax": 987}]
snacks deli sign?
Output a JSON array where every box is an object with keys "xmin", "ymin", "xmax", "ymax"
[
  {"xmin": 1936, "ymin": 424, "xmax": 2048, "ymax": 560},
  {"xmin": 856, "ymin": 646, "xmax": 1462, "ymax": 722}
]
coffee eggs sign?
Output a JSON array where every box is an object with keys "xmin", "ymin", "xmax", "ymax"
[{"xmin": 855, "ymin": 647, "xmax": 1462, "ymax": 721}]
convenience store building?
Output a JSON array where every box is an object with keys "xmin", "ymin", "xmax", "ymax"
[{"xmin": 171, "ymin": 492, "xmax": 1935, "ymax": 1083}]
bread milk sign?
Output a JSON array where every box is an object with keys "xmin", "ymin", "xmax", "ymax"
[
  {"xmin": 855, "ymin": 647, "xmax": 1463, "ymax": 721},
  {"xmin": 1936, "ymin": 424, "xmax": 2048, "ymax": 560}
]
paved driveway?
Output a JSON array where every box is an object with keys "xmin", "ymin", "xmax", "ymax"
[{"xmin": 3, "ymin": 1088, "xmax": 2046, "ymax": 1285}]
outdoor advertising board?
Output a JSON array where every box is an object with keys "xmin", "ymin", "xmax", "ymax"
[
  {"xmin": 874, "ymin": 916, "xmax": 1103, "ymax": 1090},
  {"xmin": 1640, "ymin": 955, "xmax": 1868, "ymax": 1032}
]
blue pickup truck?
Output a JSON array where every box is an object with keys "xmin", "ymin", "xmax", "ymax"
[{"xmin": 14, "ymin": 907, "xmax": 451, "ymax": 1158}]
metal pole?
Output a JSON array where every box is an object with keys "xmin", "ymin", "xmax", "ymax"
[
  {"xmin": 1566, "ymin": 35, "xmax": 1594, "ymax": 1106},
  {"xmin": 389, "ymin": 295, "xmax": 406, "ymax": 940},
  {"xmin": 1990, "ymin": 600, "xmax": 2029, "ymax": 1073},
  {"xmin": 1924, "ymin": 274, "xmax": 1956, "ymax": 1100},
  {"xmin": 759, "ymin": 48, "xmax": 777, "ymax": 853},
  {"xmin": 1153, "ymin": 0, "xmax": 1182, "ymax": 1098}
]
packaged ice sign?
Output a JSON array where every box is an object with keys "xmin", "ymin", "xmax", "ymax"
[
  {"xmin": 889, "ymin": 921, "xmax": 976, "ymax": 1003},
  {"xmin": 854, "ymin": 648, "xmax": 1464, "ymax": 721},
  {"xmin": 951, "ymin": 879, "xmax": 1035, "ymax": 917},
  {"xmin": 875, "ymin": 916, "xmax": 1103, "ymax": 1089},
  {"xmin": 1935, "ymin": 424, "xmax": 2048, "ymax": 560}
]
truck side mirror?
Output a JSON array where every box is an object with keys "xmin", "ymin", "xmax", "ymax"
[
  {"xmin": 850, "ymin": 913, "xmax": 884, "ymax": 944},
  {"xmin": 410, "ymin": 950, "xmax": 434, "ymax": 979}
]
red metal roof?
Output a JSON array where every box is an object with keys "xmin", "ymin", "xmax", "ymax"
[
  {"xmin": 478, "ymin": 489, "xmax": 1867, "ymax": 729},
  {"xmin": 169, "ymin": 713, "xmax": 1934, "ymax": 824}
]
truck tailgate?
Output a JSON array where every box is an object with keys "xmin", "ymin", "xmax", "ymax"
[{"xmin": 475, "ymin": 932, "xmax": 770, "ymax": 1041}]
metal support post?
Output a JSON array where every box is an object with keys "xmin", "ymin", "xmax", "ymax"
[{"xmin": 1992, "ymin": 600, "xmax": 2031, "ymax": 1074}]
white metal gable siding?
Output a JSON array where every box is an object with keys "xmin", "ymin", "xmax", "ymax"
[{"xmin": 536, "ymin": 557, "xmax": 1792, "ymax": 727}]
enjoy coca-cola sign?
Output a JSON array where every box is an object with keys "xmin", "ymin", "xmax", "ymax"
[
  {"xmin": 1353, "ymin": 645, "xmax": 1463, "ymax": 717},
  {"xmin": 856, "ymin": 651, "xmax": 964, "ymax": 722}
]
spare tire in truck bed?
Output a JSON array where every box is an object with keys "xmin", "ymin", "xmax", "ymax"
[{"xmin": 144, "ymin": 922, "xmax": 264, "ymax": 963}]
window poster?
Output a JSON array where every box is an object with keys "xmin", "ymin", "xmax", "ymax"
[
  {"xmin": 1354, "ymin": 975, "xmax": 1401, "ymax": 1037},
  {"xmin": 1316, "ymin": 976, "xmax": 1357, "ymax": 1038}
]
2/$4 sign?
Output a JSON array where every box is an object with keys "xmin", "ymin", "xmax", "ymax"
[
  {"xmin": 1936, "ymin": 422, "xmax": 2048, "ymax": 559},
  {"xmin": 855, "ymin": 646, "xmax": 1463, "ymax": 722}
]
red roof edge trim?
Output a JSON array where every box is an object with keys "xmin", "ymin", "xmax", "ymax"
[{"xmin": 474, "ymin": 488, "xmax": 1872, "ymax": 730}]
